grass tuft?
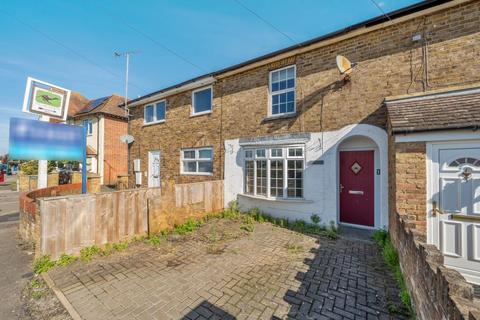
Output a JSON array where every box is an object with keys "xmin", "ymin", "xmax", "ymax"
[
  {"xmin": 56, "ymin": 253, "xmax": 78, "ymax": 266},
  {"xmin": 33, "ymin": 255, "xmax": 56, "ymax": 274},
  {"xmin": 148, "ymin": 234, "xmax": 163, "ymax": 246},
  {"xmin": 372, "ymin": 229, "xmax": 414, "ymax": 317},
  {"xmin": 80, "ymin": 245, "xmax": 101, "ymax": 262}
]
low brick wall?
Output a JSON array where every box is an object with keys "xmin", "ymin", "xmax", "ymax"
[
  {"xmin": 19, "ymin": 183, "xmax": 82, "ymax": 246},
  {"xmin": 390, "ymin": 212, "xmax": 480, "ymax": 320}
]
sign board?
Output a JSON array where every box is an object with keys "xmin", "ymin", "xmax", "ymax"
[
  {"xmin": 9, "ymin": 118, "xmax": 84, "ymax": 161},
  {"xmin": 22, "ymin": 77, "xmax": 71, "ymax": 121}
]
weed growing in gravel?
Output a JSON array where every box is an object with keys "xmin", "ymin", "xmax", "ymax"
[
  {"xmin": 285, "ymin": 243, "xmax": 304, "ymax": 253},
  {"xmin": 33, "ymin": 255, "xmax": 56, "ymax": 274},
  {"xmin": 240, "ymin": 215, "xmax": 255, "ymax": 232},
  {"xmin": 30, "ymin": 278, "xmax": 41, "ymax": 289},
  {"xmin": 148, "ymin": 234, "xmax": 163, "ymax": 246},
  {"xmin": 56, "ymin": 253, "xmax": 78, "ymax": 266},
  {"xmin": 80, "ymin": 245, "xmax": 101, "ymax": 262},
  {"xmin": 237, "ymin": 207, "xmax": 340, "ymax": 239},
  {"xmin": 31, "ymin": 291, "xmax": 43, "ymax": 299},
  {"xmin": 173, "ymin": 218, "xmax": 203, "ymax": 235},
  {"xmin": 209, "ymin": 226, "xmax": 218, "ymax": 242},
  {"xmin": 112, "ymin": 240, "xmax": 129, "ymax": 251},
  {"xmin": 372, "ymin": 229, "xmax": 414, "ymax": 317}
]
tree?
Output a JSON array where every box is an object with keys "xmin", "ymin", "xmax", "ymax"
[{"xmin": 19, "ymin": 160, "xmax": 57, "ymax": 175}]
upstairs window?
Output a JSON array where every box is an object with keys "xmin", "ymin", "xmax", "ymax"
[
  {"xmin": 181, "ymin": 147, "xmax": 213, "ymax": 175},
  {"xmin": 192, "ymin": 86, "xmax": 212, "ymax": 115},
  {"xmin": 144, "ymin": 100, "xmax": 166, "ymax": 124},
  {"xmin": 270, "ymin": 65, "xmax": 296, "ymax": 116},
  {"xmin": 83, "ymin": 119, "xmax": 93, "ymax": 135}
]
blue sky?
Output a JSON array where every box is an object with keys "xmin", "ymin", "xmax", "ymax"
[{"xmin": 0, "ymin": 0, "xmax": 421, "ymax": 154}]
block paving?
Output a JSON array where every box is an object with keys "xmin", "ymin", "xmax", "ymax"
[{"xmin": 48, "ymin": 223, "xmax": 408, "ymax": 319}]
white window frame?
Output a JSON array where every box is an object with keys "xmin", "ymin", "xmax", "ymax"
[
  {"xmin": 143, "ymin": 100, "xmax": 166, "ymax": 125},
  {"xmin": 268, "ymin": 65, "xmax": 296, "ymax": 117},
  {"xmin": 243, "ymin": 145, "xmax": 304, "ymax": 200},
  {"xmin": 191, "ymin": 86, "xmax": 213, "ymax": 117},
  {"xmin": 83, "ymin": 119, "xmax": 93, "ymax": 136},
  {"xmin": 180, "ymin": 147, "xmax": 213, "ymax": 175}
]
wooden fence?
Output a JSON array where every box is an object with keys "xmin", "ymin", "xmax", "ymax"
[
  {"xmin": 36, "ymin": 180, "xmax": 224, "ymax": 259},
  {"xmin": 148, "ymin": 180, "xmax": 224, "ymax": 234}
]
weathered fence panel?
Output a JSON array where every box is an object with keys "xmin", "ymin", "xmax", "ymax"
[
  {"xmin": 39, "ymin": 188, "xmax": 160, "ymax": 259},
  {"xmin": 149, "ymin": 180, "xmax": 224, "ymax": 234},
  {"xmin": 34, "ymin": 180, "xmax": 224, "ymax": 260}
]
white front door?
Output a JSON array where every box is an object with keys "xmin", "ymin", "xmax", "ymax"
[
  {"xmin": 148, "ymin": 151, "xmax": 161, "ymax": 188},
  {"xmin": 429, "ymin": 142, "xmax": 480, "ymax": 284}
]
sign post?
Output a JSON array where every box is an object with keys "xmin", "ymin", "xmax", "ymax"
[
  {"xmin": 37, "ymin": 115, "xmax": 50, "ymax": 189},
  {"xmin": 17, "ymin": 77, "xmax": 74, "ymax": 190},
  {"xmin": 82, "ymin": 126, "xmax": 87, "ymax": 194}
]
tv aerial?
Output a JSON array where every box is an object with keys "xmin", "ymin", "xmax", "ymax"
[{"xmin": 336, "ymin": 55, "xmax": 357, "ymax": 81}]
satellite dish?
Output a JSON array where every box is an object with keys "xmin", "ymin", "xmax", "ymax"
[
  {"xmin": 120, "ymin": 134, "xmax": 134, "ymax": 144},
  {"xmin": 336, "ymin": 55, "xmax": 357, "ymax": 75}
]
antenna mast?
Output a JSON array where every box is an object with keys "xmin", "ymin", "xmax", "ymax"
[{"xmin": 114, "ymin": 51, "xmax": 139, "ymax": 117}]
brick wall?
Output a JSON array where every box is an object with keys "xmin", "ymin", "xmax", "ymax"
[
  {"xmin": 390, "ymin": 212, "xmax": 480, "ymax": 320},
  {"xmin": 129, "ymin": 1, "xmax": 480, "ymax": 187},
  {"xmin": 103, "ymin": 116, "xmax": 128, "ymax": 185},
  {"xmin": 18, "ymin": 183, "xmax": 82, "ymax": 244},
  {"xmin": 393, "ymin": 142, "xmax": 427, "ymax": 234}
]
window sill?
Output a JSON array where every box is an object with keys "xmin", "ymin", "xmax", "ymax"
[
  {"xmin": 262, "ymin": 112, "xmax": 297, "ymax": 122},
  {"xmin": 143, "ymin": 120, "xmax": 165, "ymax": 127},
  {"xmin": 190, "ymin": 110, "xmax": 212, "ymax": 118},
  {"xmin": 180, "ymin": 172, "xmax": 213, "ymax": 176},
  {"xmin": 238, "ymin": 193, "xmax": 313, "ymax": 203}
]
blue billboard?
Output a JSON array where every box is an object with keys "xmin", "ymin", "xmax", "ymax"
[{"xmin": 9, "ymin": 117, "xmax": 84, "ymax": 161}]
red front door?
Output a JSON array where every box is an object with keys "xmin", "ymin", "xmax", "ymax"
[{"xmin": 339, "ymin": 150, "xmax": 374, "ymax": 227}]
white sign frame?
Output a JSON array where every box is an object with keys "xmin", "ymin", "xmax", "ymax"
[{"xmin": 22, "ymin": 77, "xmax": 71, "ymax": 121}]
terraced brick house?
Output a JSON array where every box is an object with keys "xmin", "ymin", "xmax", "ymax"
[
  {"xmin": 127, "ymin": 0, "xmax": 480, "ymax": 284},
  {"xmin": 68, "ymin": 93, "xmax": 128, "ymax": 185}
]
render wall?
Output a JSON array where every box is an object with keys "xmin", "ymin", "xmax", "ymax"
[{"xmin": 224, "ymin": 124, "xmax": 389, "ymax": 226}]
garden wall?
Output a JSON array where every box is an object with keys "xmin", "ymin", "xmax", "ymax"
[
  {"xmin": 19, "ymin": 183, "xmax": 82, "ymax": 244},
  {"xmin": 390, "ymin": 212, "xmax": 480, "ymax": 320}
]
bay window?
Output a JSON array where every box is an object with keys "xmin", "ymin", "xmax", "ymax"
[{"xmin": 243, "ymin": 146, "xmax": 304, "ymax": 199}]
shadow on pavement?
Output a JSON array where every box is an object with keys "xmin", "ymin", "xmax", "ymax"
[
  {"xmin": 282, "ymin": 232, "xmax": 410, "ymax": 319},
  {"xmin": 182, "ymin": 300, "xmax": 235, "ymax": 320}
]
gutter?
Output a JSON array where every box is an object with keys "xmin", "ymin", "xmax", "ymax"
[{"xmin": 392, "ymin": 125, "xmax": 480, "ymax": 135}]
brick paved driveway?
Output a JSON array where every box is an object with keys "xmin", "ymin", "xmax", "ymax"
[{"xmin": 48, "ymin": 221, "xmax": 408, "ymax": 319}]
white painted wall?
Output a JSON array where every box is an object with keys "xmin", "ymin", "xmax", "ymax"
[{"xmin": 224, "ymin": 124, "xmax": 389, "ymax": 228}]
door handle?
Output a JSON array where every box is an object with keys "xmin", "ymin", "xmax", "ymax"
[{"xmin": 339, "ymin": 184, "xmax": 344, "ymax": 193}]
